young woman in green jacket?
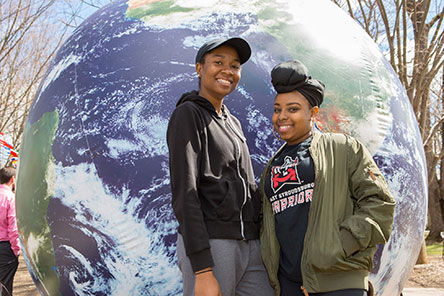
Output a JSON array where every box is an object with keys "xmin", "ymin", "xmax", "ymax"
[{"xmin": 260, "ymin": 60, "xmax": 396, "ymax": 296}]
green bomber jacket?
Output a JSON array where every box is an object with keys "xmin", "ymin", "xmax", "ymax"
[{"xmin": 260, "ymin": 132, "xmax": 396, "ymax": 295}]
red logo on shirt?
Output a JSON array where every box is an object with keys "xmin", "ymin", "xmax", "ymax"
[{"xmin": 271, "ymin": 156, "xmax": 301, "ymax": 193}]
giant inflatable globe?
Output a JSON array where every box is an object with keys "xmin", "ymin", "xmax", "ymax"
[{"xmin": 16, "ymin": 0, "xmax": 427, "ymax": 295}]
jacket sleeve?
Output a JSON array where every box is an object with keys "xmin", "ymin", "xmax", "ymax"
[
  {"xmin": 167, "ymin": 104, "xmax": 214, "ymax": 272},
  {"xmin": 339, "ymin": 136, "xmax": 396, "ymax": 257},
  {"xmin": 8, "ymin": 194, "xmax": 20, "ymax": 256}
]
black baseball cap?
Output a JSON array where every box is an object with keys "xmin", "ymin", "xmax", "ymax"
[{"xmin": 195, "ymin": 37, "xmax": 251, "ymax": 65}]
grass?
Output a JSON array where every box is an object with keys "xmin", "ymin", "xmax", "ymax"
[{"xmin": 426, "ymin": 242, "xmax": 444, "ymax": 257}]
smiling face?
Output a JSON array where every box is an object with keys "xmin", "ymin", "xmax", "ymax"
[
  {"xmin": 273, "ymin": 91, "xmax": 319, "ymax": 145},
  {"xmin": 196, "ymin": 45, "xmax": 241, "ymax": 109}
]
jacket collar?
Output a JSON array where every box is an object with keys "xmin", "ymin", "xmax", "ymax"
[
  {"xmin": 311, "ymin": 130, "xmax": 322, "ymax": 146},
  {"xmin": 0, "ymin": 184, "xmax": 12, "ymax": 192},
  {"xmin": 177, "ymin": 90, "xmax": 227, "ymax": 117}
]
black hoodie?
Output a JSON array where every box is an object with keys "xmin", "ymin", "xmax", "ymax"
[{"xmin": 167, "ymin": 91, "xmax": 260, "ymax": 272}]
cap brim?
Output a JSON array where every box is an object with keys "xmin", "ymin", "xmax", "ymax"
[{"xmin": 196, "ymin": 37, "xmax": 251, "ymax": 65}]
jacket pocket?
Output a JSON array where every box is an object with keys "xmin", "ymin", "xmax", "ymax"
[
  {"xmin": 215, "ymin": 181, "xmax": 241, "ymax": 221},
  {"xmin": 313, "ymin": 232, "xmax": 345, "ymax": 271},
  {"xmin": 309, "ymin": 226, "xmax": 373, "ymax": 273},
  {"xmin": 339, "ymin": 228, "xmax": 361, "ymax": 257},
  {"xmin": 243, "ymin": 182, "xmax": 261, "ymax": 223}
]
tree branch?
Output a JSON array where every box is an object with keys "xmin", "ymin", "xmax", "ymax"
[{"xmin": 424, "ymin": 115, "xmax": 444, "ymax": 147}]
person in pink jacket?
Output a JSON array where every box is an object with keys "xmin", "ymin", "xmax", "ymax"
[{"xmin": 0, "ymin": 167, "xmax": 20, "ymax": 295}]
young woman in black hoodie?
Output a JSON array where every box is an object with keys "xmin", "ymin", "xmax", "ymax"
[{"xmin": 167, "ymin": 37, "xmax": 273, "ymax": 296}]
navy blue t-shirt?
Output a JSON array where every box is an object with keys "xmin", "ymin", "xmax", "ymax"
[{"xmin": 264, "ymin": 137, "xmax": 315, "ymax": 282}]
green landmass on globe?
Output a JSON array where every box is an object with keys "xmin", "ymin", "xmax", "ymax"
[{"xmin": 16, "ymin": 111, "xmax": 60, "ymax": 295}]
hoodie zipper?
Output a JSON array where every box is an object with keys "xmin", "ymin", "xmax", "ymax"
[{"xmin": 225, "ymin": 115, "xmax": 248, "ymax": 240}]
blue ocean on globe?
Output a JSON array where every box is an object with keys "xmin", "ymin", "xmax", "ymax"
[{"xmin": 15, "ymin": 0, "xmax": 427, "ymax": 295}]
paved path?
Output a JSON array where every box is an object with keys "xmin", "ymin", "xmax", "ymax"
[
  {"xmin": 11, "ymin": 255, "xmax": 444, "ymax": 296},
  {"xmin": 13, "ymin": 256, "xmax": 39, "ymax": 296},
  {"xmin": 402, "ymin": 288, "xmax": 444, "ymax": 296}
]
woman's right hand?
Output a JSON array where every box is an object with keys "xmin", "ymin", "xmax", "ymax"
[{"xmin": 194, "ymin": 269, "xmax": 222, "ymax": 296}]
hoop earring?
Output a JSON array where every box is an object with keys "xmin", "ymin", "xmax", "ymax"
[{"xmin": 272, "ymin": 126, "xmax": 282, "ymax": 142}]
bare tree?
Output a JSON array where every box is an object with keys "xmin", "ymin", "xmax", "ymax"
[
  {"xmin": 332, "ymin": 0, "xmax": 444, "ymax": 242},
  {"xmin": 60, "ymin": 0, "xmax": 115, "ymax": 28},
  {"xmin": 0, "ymin": 0, "xmax": 113, "ymax": 150},
  {"xmin": 434, "ymin": 67, "xmax": 444, "ymax": 240},
  {"xmin": 0, "ymin": 0, "xmax": 56, "ymax": 147}
]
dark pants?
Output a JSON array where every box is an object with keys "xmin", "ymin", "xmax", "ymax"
[
  {"xmin": 279, "ymin": 270, "xmax": 367, "ymax": 296},
  {"xmin": 0, "ymin": 241, "xmax": 18, "ymax": 296}
]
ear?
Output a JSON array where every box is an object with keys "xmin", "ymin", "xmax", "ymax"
[
  {"xmin": 196, "ymin": 63, "xmax": 202, "ymax": 78},
  {"xmin": 311, "ymin": 106, "xmax": 319, "ymax": 117}
]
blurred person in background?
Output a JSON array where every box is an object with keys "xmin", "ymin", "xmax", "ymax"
[{"xmin": 0, "ymin": 167, "xmax": 20, "ymax": 295}]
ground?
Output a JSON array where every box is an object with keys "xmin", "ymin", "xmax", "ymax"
[
  {"xmin": 13, "ymin": 256, "xmax": 39, "ymax": 296},
  {"xmin": 405, "ymin": 256, "xmax": 444, "ymax": 288},
  {"xmin": 11, "ymin": 254, "xmax": 444, "ymax": 295}
]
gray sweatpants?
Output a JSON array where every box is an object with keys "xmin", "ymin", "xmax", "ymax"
[{"xmin": 176, "ymin": 234, "xmax": 274, "ymax": 296}]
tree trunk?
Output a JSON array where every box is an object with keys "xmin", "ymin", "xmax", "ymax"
[
  {"xmin": 440, "ymin": 67, "xmax": 444, "ymax": 230},
  {"xmin": 428, "ymin": 87, "xmax": 444, "ymax": 242},
  {"xmin": 428, "ymin": 174, "xmax": 444, "ymax": 242},
  {"xmin": 416, "ymin": 239, "xmax": 428, "ymax": 264}
]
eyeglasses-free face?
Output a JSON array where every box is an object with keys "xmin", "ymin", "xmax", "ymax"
[
  {"xmin": 273, "ymin": 91, "xmax": 319, "ymax": 145},
  {"xmin": 196, "ymin": 45, "xmax": 241, "ymax": 108}
]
